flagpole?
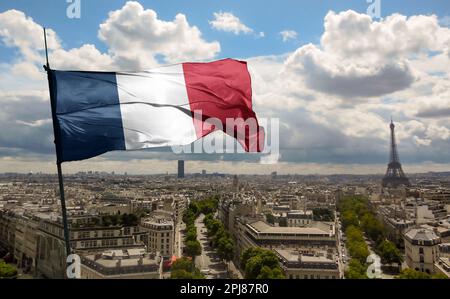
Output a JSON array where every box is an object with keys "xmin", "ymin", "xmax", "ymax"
[{"xmin": 43, "ymin": 28, "xmax": 72, "ymax": 261}]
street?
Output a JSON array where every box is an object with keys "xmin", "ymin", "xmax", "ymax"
[
  {"xmin": 175, "ymin": 219, "xmax": 185, "ymax": 257},
  {"xmin": 336, "ymin": 215, "xmax": 348, "ymax": 277},
  {"xmin": 194, "ymin": 214, "xmax": 228, "ymax": 279}
]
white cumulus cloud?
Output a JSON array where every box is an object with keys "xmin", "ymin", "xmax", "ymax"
[
  {"xmin": 99, "ymin": 1, "xmax": 220, "ymax": 69},
  {"xmin": 280, "ymin": 30, "xmax": 297, "ymax": 42},
  {"xmin": 209, "ymin": 12, "xmax": 253, "ymax": 35}
]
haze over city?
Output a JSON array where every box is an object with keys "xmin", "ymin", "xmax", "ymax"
[
  {"xmin": 1, "ymin": 0, "xmax": 450, "ymax": 174},
  {"xmin": 0, "ymin": 0, "xmax": 450, "ymax": 289}
]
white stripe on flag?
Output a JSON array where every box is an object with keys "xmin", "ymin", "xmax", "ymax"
[{"xmin": 116, "ymin": 64, "xmax": 197, "ymax": 150}]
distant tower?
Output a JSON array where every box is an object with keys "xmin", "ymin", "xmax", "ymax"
[
  {"xmin": 382, "ymin": 119, "xmax": 410, "ymax": 188},
  {"xmin": 177, "ymin": 160, "xmax": 185, "ymax": 179},
  {"xmin": 233, "ymin": 175, "xmax": 239, "ymax": 191}
]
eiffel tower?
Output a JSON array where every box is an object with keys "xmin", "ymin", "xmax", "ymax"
[{"xmin": 382, "ymin": 119, "xmax": 410, "ymax": 188}]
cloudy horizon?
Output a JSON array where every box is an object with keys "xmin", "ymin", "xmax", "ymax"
[{"xmin": 1, "ymin": 1, "xmax": 450, "ymax": 175}]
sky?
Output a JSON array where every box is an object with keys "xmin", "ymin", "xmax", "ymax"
[{"xmin": 0, "ymin": 0, "xmax": 450, "ymax": 175}]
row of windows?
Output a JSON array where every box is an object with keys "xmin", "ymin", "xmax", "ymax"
[
  {"xmin": 149, "ymin": 238, "xmax": 171, "ymax": 244},
  {"xmin": 80, "ymin": 238, "xmax": 134, "ymax": 248},
  {"xmin": 289, "ymin": 274, "xmax": 336, "ymax": 279},
  {"xmin": 149, "ymin": 244, "xmax": 171, "ymax": 250},
  {"xmin": 148, "ymin": 232, "xmax": 171, "ymax": 237}
]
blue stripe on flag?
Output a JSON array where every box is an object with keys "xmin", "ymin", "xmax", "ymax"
[{"xmin": 51, "ymin": 71, "xmax": 126, "ymax": 162}]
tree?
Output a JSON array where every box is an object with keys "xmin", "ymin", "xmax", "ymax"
[
  {"xmin": 185, "ymin": 226, "xmax": 198, "ymax": 242},
  {"xmin": 183, "ymin": 209, "xmax": 197, "ymax": 226},
  {"xmin": 0, "ymin": 260, "xmax": 17, "ymax": 278},
  {"xmin": 312, "ymin": 208, "xmax": 334, "ymax": 221},
  {"xmin": 346, "ymin": 226, "xmax": 369, "ymax": 263},
  {"xmin": 241, "ymin": 248, "xmax": 285, "ymax": 279},
  {"xmin": 347, "ymin": 241, "xmax": 370, "ymax": 264},
  {"xmin": 345, "ymin": 259, "xmax": 367, "ymax": 279},
  {"xmin": 171, "ymin": 257, "xmax": 204, "ymax": 279},
  {"xmin": 120, "ymin": 213, "xmax": 139, "ymax": 226},
  {"xmin": 213, "ymin": 227, "xmax": 227, "ymax": 246},
  {"xmin": 188, "ymin": 202, "xmax": 200, "ymax": 216},
  {"xmin": 397, "ymin": 268, "xmax": 431, "ymax": 279},
  {"xmin": 217, "ymin": 236, "xmax": 234, "ymax": 262},
  {"xmin": 377, "ymin": 240, "xmax": 403, "ymax": 265},
  {"xmin": 361, "ymin": 213, "xmax": 386, "ymax": 244},
  {"xmin": 278, "ymin": 218, "xmax": 288, "ymax": 227},
  {"xmin": 206, "ymin": 219, "xmax": 222, "ymax": 237},
  {"xmin": 197, "ymin": 198, "xmax": 218, "ymax": 215},
  {"xmin": 171, "ymin": 257, "xmax": 194, "ymax": 272},
  {"xmin": 341, "ymin": 210, "xmax": 359, "ymax": 229},
  {"xmin": 257, "ymin": 266, "xmax": 285, "ymax": 279},
  {"xmin": 432, "ymin": 273, "xmax": 449, "ymax": 279},
  {"xmin": 185, "ymin": 240, "xmax": 202, "ymax": 258},
  {"xmin": 265, "ymin": 213, "xmax": 275, "ymax": 225}
]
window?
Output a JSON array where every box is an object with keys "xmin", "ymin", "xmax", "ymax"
[
  {"xmin": 79, "ymin": 231, "xmax": 90, "ymax": 239},
  {"xmin": 103, "ymin": 230, "xmax": 114, "ymax": 237},
  {"xmin": 419, "ymin": 247, "xmax": 424, "ymax": 254}
]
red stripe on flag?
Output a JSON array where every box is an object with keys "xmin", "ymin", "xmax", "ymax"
[{"xmin": 182, "ymin": 59, "xmax": 264, "ymax": 152}]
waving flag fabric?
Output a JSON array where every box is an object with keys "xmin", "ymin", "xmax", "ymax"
[{"xmin": 48, "ymin": 59, "xmax": 264, "ymax": 163}]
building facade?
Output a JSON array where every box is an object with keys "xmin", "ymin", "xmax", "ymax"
[{"xmin": 404, "ymin": 227, "xmax": 441, "ymax": 274}]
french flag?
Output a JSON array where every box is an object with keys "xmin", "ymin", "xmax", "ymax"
[{"xmin": 48, "ymin": 59, "xmax": 265, "ymax": 163}]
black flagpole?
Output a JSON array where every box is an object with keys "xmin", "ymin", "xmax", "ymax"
[{"xmin": 43, "ymin": 28, "xmax": 72, "ymax": 262}]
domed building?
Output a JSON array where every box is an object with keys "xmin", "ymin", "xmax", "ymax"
[{"xmin": 404, "ymin": 227, "xmax": 441, "ymax": 274}]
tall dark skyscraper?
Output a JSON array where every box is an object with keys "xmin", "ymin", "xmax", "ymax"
[
  {"xmin": 178, "ymin": 160, "xmax": 185, "ymax": 179},
  {"xmin": 382, "ymin": 119, "xmax": 410, "ymax": 188}
]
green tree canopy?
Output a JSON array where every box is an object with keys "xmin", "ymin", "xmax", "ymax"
[
  {"xmin": 217, "ymin": 236, "xmax": 234, "ymax": 262},
  {"xmin": 240, "ymin": 248, "xmax": 285, "ymax": 279},
  {"xmin": 185, "ymin": 240, "xmax": 202, "ymax": 258},
  {"xmin": 171, "ymin": 257, "xmax": 204, "ymax": 279},
  {"xmin": 0, "ymin": 260, "xmax": 17, "ymax": 278},
  {"xmin": 265, "ymin": 213, "xmax": 276, "ymax": 225},
  {"xmin": 376, "ymin": 240, "xmax": 403, "ymax": 265},
  {"xmin": 397, "ymin": 269, "xmax": 432, "ymax": 279},
  {"xmin": 345, "ymin": 259, "xmax": 368, "ymax": 279}
]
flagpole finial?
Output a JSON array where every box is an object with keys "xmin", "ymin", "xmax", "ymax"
[{"xmin": 43, "ymin": 27, "xmax": 50, "ymax": 70}]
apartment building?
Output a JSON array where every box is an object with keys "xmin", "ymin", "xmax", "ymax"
[
  {"xmin": 404, "ymin": 227, "xmax": 441, "ymax": 274},
  {"xmin": 36, "ymin": 215, "xmax": 147, "ymax": 278},
  {"xmin": 275, "ymin": 249, "xmax": 340, "ymax": 279},
  {"xmin": 140, "ymin": 216, "xmax": 174, "ymax": 257},
  {"xmin": 234, "ymin": 218, "xmax": 336, "ymax": 262},
  {"xmin": 80, "ymin": 249, "xmax": 162, "ymax": 279}
]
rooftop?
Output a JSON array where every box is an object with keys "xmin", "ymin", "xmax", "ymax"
[
  {"xmin": 248, "ymin": 221, "xmax": 333, "ymax": 236},
  {"xmin": 405, "ymin": 228, "xmax": 440, "ymax": 245}
]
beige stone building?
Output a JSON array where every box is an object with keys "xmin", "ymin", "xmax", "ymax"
[
  {"xmin": 80, "ymin": 249, "xmax": 162, "ymax": 279},
  {"xmin": 275, "ymin": 249, "xmax": 340, "ymax": 279},
  {"xmin": 140, "ymin": 216, "xmax": 174, "ymax": 257},
  {"xmin": 36, "ymin": 215, "xmax": 147, "ymax": 278},
  {"xmin": 404, "ymin": 227, "xmax": 441, "ymax": 274}
]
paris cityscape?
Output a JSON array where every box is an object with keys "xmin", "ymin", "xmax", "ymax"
[
  {"xmin": 1, "ymin": 0, "xmax": 450, "ymax": 288},
  {"xmin": 0, "ymin": 120, "xmax": 449, "ymax": 280}
]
